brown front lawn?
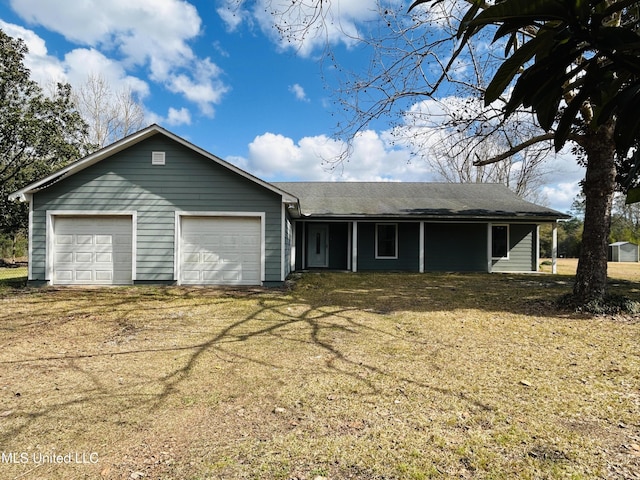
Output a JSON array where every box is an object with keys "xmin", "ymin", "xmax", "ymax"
[{"xmin": 0, "ymin": 271, "xmax": 638, "ymax": 479}]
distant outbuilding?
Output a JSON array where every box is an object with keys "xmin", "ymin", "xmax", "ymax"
[{"xmin": 609, "ymin": 241, "xmax": 639, "ymax": 262}]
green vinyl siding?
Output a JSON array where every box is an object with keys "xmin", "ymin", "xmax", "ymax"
[
  {"xmin": 425, "ymin": 223, "xmax": 487, "ymax": 272},
  {"xmin": 30, "ymin": 135, "xmax": 284, "ymax": 283},
  {"xmin": 492, "ymin": 224, "xmax": 537, "ymax": 272},
  {"xmin": 357, "ymin": 222, "xmax": 420, "ymax": 271}
]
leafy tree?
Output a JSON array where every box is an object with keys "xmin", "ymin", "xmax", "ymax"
[
  {"xmin": 0, "ymin": 29, "xmax": 90, "ymax": 244},
  {"xmin": 559, "ymin": 217, "xmax": 584, "ymax": 258},
  {"xmin": 610, "ymin": 193, "xmax": 640, "ymax": 243},
  {"xmin": 405, "ymin": 0, "xmax": 640, "ymax": 306}
]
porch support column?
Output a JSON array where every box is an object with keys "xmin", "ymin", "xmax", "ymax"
[
  {"xmin": 419, "ymin": 221, "xmax": 425, "ymax": 273},
  {"xmin": 536, "ymin": 225, "xmax": 540, "ymax": 272},
  {"xmin": 552, "ymin": 222, "xmax": 558, "ymax": 274},
  {"xmin": 487, "ymin": 223, "xmax": 493, "ymax": 273},
  {"xmin": 301, "ymin": 221, "xmax": 306, "ymax": 269},
  {"xmin": 352, "ymin": 221, "xmax": 358, "ymax": 272}
]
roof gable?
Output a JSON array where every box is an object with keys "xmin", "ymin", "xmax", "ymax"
[{"xmin": 9, "ymin": 124, "xmax": 297, "ymax": 203}]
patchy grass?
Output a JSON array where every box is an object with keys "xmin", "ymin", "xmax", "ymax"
[
  {"xmin": 0, "ymin": 266, "xmax": 27, "ymax": 280},
  {"xmin": 0, "ymin": 272, "xmax": 638, "ymax": 480},
  {"xmin": 0, "ymin": 266, "xmax": 27, "ymax": 292}
]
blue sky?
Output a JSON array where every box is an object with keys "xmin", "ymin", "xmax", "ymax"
[{"xmin": 0, "ymin": 0, "xmax": 583, "ymax": 212}]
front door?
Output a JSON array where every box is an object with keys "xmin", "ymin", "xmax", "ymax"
[{"xmin": 307, "ymin": 224, "xmax": 329, "ymax": 267}]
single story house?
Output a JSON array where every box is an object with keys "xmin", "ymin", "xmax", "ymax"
[
  {"xmin": 9, "ymin": 124, "xmax": 569, "ymax": 286},
  {"xmin": 609, "ymin": 241, "xmax": 639, "ymax": 262}
]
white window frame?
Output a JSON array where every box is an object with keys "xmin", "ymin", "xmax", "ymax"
[
  {"xmin": 375, "ymin": 223, "xmax": 398, "ymax": 259},
  {"xmin": 491, "ymin": 224, "xmax": 510, "ymax": 260}
]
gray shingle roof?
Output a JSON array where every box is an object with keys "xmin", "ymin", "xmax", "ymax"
[{"xmin": 273, "ymin": 182, "xmax": 569, "ymax": 220}]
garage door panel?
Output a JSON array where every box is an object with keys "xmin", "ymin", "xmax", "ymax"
[
  {"xmin": 56, "ymin": 270, "xmax": 73, "ymax": 282},
  {"xmin": 56, "ymin": 235, "xmax": 73, "ymax": 245},
  {"xmin": 55, "ymin": 252, "xmax": 74, "ymax": 263},
  {"xmin": 180, "ymin": 216, "xmax": 261, "ymax": 285},
  {"xmin": 76, "ymin": 252, "xmax": 93, "ymax": 263},
  {"xmin": 95, "ymin": 270, "xmax": 113, "ymax": 281},
  {"xmin": 95, "ymin": 235, "xmax": 112, "ymax": 245},
  {"xmin": 95, "ymin": 252, "xmax": 112, "ymax": 263},
  {"xmin": 183, "ymin": 252, "xmax": 200, "ymax": 263},
  {"xmin": 202, "ymin": 252, "xmax": 220, "ymax": 263},
  {"xmin": 77, "ymin": 235, "xmax": 94, "ymax": 245},
  {"xmin": 75, "ymin": 270, "xmax": 93, "ymax": 281},
  {"xmin": 53, "ymin": 216, "xmax": 133, "ymax": 285}
]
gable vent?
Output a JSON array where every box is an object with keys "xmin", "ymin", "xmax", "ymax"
[{"xmin": 152, "ymin": 151, "xmax": 166, "ymax": 165}]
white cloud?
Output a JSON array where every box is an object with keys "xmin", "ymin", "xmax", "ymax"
[
  {"xmin": 0, "ymin": 20, "xmax": 150, "ymax": 101},
  {"xmin": 63, "ymin": 48, "xmax": 150, "ymax": 98},
  {"xmin": 166, "ymin": 107, "xmax": 192, "ymax": 126},
  {"xmin": 217, "ymin": 2, "xmax": 249, "ymax": 32},
  {"xmin": 289, "ymin": 83, "xmax": 309, "ymax": 102},
  {"xmin": 234, "ymin": 130, "xmax": 433, "ymax": 182},
  {"xmin": 7, "ymin": 0, "xmax": 228, "ymax": 116},
  {"xmin": 166, "ymin": 58, "xmax": 229, "ymax": 117},
  {"xmin": 541, "ymin": 182, "xmax": 581, "ymax": 214}
]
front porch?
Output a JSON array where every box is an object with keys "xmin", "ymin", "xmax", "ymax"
[{"xmin": 291, "ymin": 220, "xmax": 560, "ymax": 274}]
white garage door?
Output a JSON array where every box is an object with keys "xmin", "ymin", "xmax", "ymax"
[
  {"xmin": 180, "ymin": 216, "xmax": 261, "ymax": 285},
  {"xmin": 53, "ymin": 216, "xmax": 133, "ymax": 285}
]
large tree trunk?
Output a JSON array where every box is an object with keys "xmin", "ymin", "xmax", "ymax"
[{"xmin": 573, "ymin": 122, "xmax": 617, "ymax": 305}]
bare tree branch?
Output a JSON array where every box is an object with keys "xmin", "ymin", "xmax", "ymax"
[{"xmin": 473, "ymin": 132, "xmax": 556, "ymax": 166}]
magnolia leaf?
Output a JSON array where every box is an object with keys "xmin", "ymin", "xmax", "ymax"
[
  {"xmin": 626, "ymin": 187, "xmax": 640, "ymax": 205},
  {"xmin": 467, "ymin": 0, "xmax": 568, "ymax": 28},
  {"xmin": 485, "ymin": 39, "xmax": 539, "ymax": 103},
  {"xmin": 555, "ymin": 89, "xmax": 590, "ymax": 151}
]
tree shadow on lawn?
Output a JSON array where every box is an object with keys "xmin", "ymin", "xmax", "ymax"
[
  {"xmin": 0, "ymin": 285, "xmax": 498, "ymax": 447},
  {"xmin": 0, "ymin": 274, "xmax": 636, "ymax": 478}
]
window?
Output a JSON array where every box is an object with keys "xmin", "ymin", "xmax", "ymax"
[
  {"xmin": 492, "ymin": 225, "xmax": 509, "ymax": 259},
  {"xmin": 376, "ymin": 223, "xmax": 398, "ymax": 259}
]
